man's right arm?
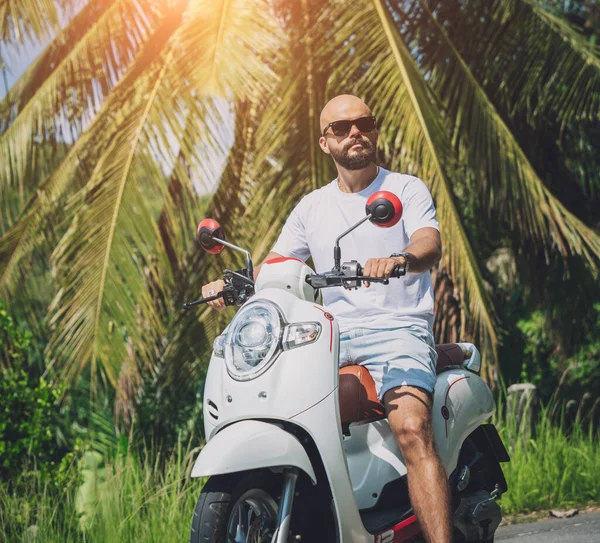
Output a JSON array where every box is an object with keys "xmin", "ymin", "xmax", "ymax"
[
  {"xmin": 202, "ymin": 252, "xmax": 283, "ymax": 312},
  {"xmin": 203, "ymin": 195, "xmax": 310, "ymax": 312}
]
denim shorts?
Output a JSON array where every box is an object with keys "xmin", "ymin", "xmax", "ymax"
[{"xmin": 339, "ymin": 325, "xmax": 438, "ymax": 401}]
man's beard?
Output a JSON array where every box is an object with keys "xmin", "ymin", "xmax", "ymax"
[{"xmin": 329, "ymin": 136, "xmax": 377, "ymax": 170}]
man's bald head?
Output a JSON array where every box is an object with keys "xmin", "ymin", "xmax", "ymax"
[
  {"xmin": 318, "ymin": 94, "xmax": 378, "ymax": 170},
  {"xmin": 319, "ymin": 95, "xmax": 373, "ymax": 134}
]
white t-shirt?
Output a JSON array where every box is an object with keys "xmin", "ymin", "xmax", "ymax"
[{"xmin": 271, "ymin": 167, "xmax": 439, "ymax": 333}]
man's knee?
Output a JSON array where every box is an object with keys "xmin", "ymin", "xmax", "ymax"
[
  {"xmin": 384, "ymin": 385, "xmax": 435, "ymax": 457},
  {"xmin": 390, "ymin": 414, "xmax": 433, "ymax": 452}
]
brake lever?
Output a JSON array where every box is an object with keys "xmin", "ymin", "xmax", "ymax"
[
  {"xmin": 360, "ymin": 276, "xmax": 391, "ymax": 285},
  {"xmin": 182, "ymin": 291, "xmax": 224, "ymax": 309}
]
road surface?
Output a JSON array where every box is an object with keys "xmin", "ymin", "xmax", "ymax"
[{"xmin": 495, "ymin": 510, "xmax": 600, "ymax": 543}]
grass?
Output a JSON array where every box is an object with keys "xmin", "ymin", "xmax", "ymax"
[
  {"xmin": 494, "ymin": 401, "xmax": 600, "ymax": 515},
  {"xmin": 0, "ymin": 443, "xmax": 205, "ymax": 543},
  {"xmin": 1, "ymin": 407, "xmax": 598, "ymax": 541}
]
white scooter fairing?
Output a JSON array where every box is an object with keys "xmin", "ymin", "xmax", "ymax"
[
  {"xmin": 193, "ymin": 284, "xmax": 497, "ymax": 542},
  {"xmin": 189, "ymin": 193, "xmax": 509, "ymax": 543}
]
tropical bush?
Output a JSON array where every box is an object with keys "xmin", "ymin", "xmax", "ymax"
[{"xmin": 0, "ymin": 306, "xmax": 78, "ymax": 491}]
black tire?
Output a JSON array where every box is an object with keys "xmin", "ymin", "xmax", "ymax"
[{"xmin": 190, "ymin": 471, "xmax": 280, "ymax": 543}]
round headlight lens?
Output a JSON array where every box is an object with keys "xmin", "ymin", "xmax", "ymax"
[
  {"xmin": 238, "ymin": 321, "xmax": 268, "ymax": 348},
  {"xmin": 224, "ymin": 301, "xmax": 283, "ymax": 380}
]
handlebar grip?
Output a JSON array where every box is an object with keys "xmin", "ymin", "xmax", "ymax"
[
  {"xmin": 182, "ymin": 291, "xmax": 223, "ymax": 309},
  {"xmin": 390, "ymin": 266, "xmax": 406, "ymax": 278}
]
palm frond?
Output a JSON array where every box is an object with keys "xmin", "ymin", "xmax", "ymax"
[
  {"xmin": 0, "ymin": 0, "xmax": 61, "ymax": 44},
  {"xmin": 412, "ymin": 0, "xmax": 600, "ymax": 124},
  {"xmin": 155, "ymin": 0, "xmax": 333, "ymax": 393},
  {"xmin": 1, "ymin": 1, "xmax": 134, "ymax": 126},
  {"xmin": 46, "ymin": 56, "xmax": 176, "ymax": 387},
  {"xmin": 44, "ymin": 0, "xmax": 284, "ymax": 389},
  {"xmin": 415, "ymin": 0, "xmax": 600, "ymax": 268},
  {"xmin": 0, "ymin": 0, "xmax": 158, "ymax": 224},
  {"xmin": 173, "ymin": 0, "xmax": 283, "ymax": 100},
  {"xmin": 492, "ymin": 0, "xmax": 600, "ymax": 124},
  {"xmin": 0, "ymin": 8, "xmax": 186, "ymax": 298}
]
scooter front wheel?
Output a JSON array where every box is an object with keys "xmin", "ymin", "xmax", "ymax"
[{"xmin": 190, "ymin": 471, "xmax": 281, "ymax": 543}]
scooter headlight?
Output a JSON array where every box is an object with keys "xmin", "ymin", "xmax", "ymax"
[{"xmin": 224, "ymin": 301, "xmax": 283, "ymax": 381}]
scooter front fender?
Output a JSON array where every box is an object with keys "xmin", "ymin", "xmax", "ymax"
[{"xmin": 190, "ymin": 420, "xmax": 317, "ymax": 484}]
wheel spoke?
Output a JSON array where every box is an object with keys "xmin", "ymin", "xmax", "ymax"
[
  {"xmin": 245, "ymin": 505, "xmax": 253, "ymax": 532},
  {"xmin": 238, "ymin": 505, "xmax": 245, "ymax": 532}
]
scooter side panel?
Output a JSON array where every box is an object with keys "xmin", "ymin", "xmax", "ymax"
[
  {"xmin": 292, "ymin": 391, "xmax": 375, "ymax": 543},
  {"xmin": 191, "ymin": 420, "xmax": 317, "ymax": 483},
  {"xmin": 202, "ymin": 289, "xmax": 339, "ymax": 434},
  {"xmin": 433, "ymin": 369, "xmax": 495, "ymax": 473},
  {"xmin": 344, "ymin": 369, "xmax": 494, "ymax": 510},
  {"xmin": 343, "ymin": 420, "xmax": 406, "ymax": 509},
  {"xmin": 203, "ymin": 352, "xmax": 221, "ymax": 439}
]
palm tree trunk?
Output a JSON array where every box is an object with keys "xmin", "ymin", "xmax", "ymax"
[{"xmin": 432, "ymin": 266, "xmax": 463, "ymax": 345}]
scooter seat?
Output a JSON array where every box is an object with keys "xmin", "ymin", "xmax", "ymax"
[{"xmin": 338, "ymin": 343, "xmax": 469, "ymax": 425}]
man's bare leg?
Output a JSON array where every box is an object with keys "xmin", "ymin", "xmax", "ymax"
[{"xmin": 383, "ymin": 386, "xmax": 452, "ymax": 543}]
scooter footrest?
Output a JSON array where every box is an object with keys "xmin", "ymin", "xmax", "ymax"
[{"xmin": 360, "ymin": 506, "xmax": 413, "ymax": 534}]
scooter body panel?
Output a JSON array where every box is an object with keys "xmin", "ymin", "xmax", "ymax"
[
  {"xmin": 344, "ymin": 369, "xmax": 495, "ymax": 509},
  {"xmin": 433, "ymin": 370, "xmax": 496, "ymax": 474},
  {"xmin": 291, "ymin": 391, "xmax": 375, "ymax": 543},
  {"xmin": 191, "ymin": 420, "xmax": 317, "ymax": 483},
  {"xmin": 202, "ymin": 288, "xmax": 339, "ymax": 439}
]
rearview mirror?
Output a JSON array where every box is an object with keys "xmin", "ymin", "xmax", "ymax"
[
  {"xmin": 196, "ymin": 218, "xmax": 225, "ymax": 254},
  {"xmin": 365, "ymin": 191, "xmax": 403, "ymax": 227}
]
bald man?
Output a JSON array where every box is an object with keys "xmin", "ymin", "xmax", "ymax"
[{"xmin": 202, "ymin": 95, "xmax": 449, "ymax": 543}]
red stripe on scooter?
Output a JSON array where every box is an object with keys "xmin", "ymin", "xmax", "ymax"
[
  {"xmin": 373, "ymin": 515, "xmax": 420, "ymax": 543},
  {"xmin": 264, "ymin": 256, "xmax": 304, "ymax": 265},
  {"xmin": 313, "ymin": 305, "xmax": 333, "ymax": 352},
  {"xmin": 392, "ymin": 514, "xmax": 420, "ymax": 542}
]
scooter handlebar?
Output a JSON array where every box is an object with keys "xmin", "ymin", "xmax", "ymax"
[{"xmin": 306, "ymin": 261, "xmax": 406, "ymax": 289}]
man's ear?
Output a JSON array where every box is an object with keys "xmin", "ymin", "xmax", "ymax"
[{"xmin": 319, "ymin": 136, "xmax": 331, "ymax": 155}]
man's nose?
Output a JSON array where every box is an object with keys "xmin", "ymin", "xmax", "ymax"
[{"xmin": 348, "ymin": 123, "xmax": 362, "ymax": 137}]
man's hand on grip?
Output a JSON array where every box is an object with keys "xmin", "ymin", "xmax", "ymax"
[
  {"xmin": 362, "ymin": 257, "xmax": 403, "ymax": 288},
  {"xmin": 202, "ymin": 280, "xmax": 226, "ymax": 311}
]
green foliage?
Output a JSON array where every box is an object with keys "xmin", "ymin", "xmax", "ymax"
[
  {"xmin": 0, "ymin": 306, "xmax": 32, "ymax": 367},
  {"xmin": 495, "ymin": 402, "xmax": 600, "ymax": 514},
  {"xmin": 561, "ymin": 302, "xmax": 600, "ymax": 400},
  {"xmin": 0, "ymin": 444, "xmax": 203, "ymax": 542},
  {"xmin": 0, "ymin": 470, "xmax": 82, "ymax": 543},
  {"xmin": 0, "ymin": 305, "xmax": 78, "ymax": 491},
  {"xmin": 516, "ymin": 310, "xmax": 558, "ymax": 394},
  {"xmin": 134, "ymin": 374, "xmax": 205, "ymax": 456},
  {"xmin": 512, "ymin": 302, "xmax": 600, "ymax": 403}
]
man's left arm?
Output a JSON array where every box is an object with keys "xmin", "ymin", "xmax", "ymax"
[
  {"xmin": 397, "ymin": 227, "xmax": 442, "ymax": 273},
  {"xmin": 362, "ymin": 227, "xmax": 441, "ymax": 286}
]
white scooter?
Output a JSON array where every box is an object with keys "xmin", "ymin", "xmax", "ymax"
[{"xmin": 187, "ymin": 192, "xmax": 509, "ymax": 543}]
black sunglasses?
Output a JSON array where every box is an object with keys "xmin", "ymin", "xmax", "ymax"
[{"xmin": 322, "ymin": 116, "xmax": 377, "ymax": 137}]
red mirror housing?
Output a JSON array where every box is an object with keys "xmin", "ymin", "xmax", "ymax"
[
  {"xmin": 365, "ymin": 191, "xmax": 402, "ymax": 227},
  {"xmin": 196, "ymin": 218, "xmax": 225, "ymax": 254}
]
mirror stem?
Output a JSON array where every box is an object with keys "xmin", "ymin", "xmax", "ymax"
[
  {"xmin": 212, "ymin": 237, "xmax": 254, "ymax": 281},
  {"xmin": 333, "ymin": 213, "xmax": 372, "ymax": 271}
]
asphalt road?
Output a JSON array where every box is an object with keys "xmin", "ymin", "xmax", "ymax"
[{"xmin": 495, "ymin": 511, "xmax": 600, "ymax": 543}]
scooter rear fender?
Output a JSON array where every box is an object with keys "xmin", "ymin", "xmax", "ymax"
[{"xmin": 190, "ymin": 420, "xmax": 317, "ymax": 484}]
